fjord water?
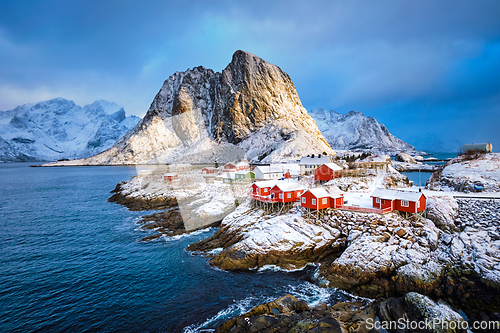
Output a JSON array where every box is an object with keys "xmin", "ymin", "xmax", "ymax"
[{"xmin": 0, "ymin": 163, "xmax": 337, "ymax": 332}]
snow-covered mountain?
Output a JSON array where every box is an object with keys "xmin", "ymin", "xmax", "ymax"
[
  {"xmin": 54, "ymin": 50, "xmax": 333, "ymax": 165},
  {"xmin": 0, "ymin": 98, "xmax": 141, "ymax": 162},
  {"xmin": 309, "ymin": 108, "xmax": 414, "ymax": 153}
]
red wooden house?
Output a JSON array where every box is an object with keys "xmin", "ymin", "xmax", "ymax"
[
  {"xmin": 269, "ymin": 183, "xmax": 305, "ymax": 203},
  {"xmin": 300, "ymin": 187, "xmax": 344, "ymax": 210},
  {"xmin": 371, "ymin": 188, "xmax": 426, "ymax": 213},
  {"xmin": 314, "ymin": 163, "xmax": 343, "ymax": 182},
  {"xmin": 163, "ymin": 173, "xmax": 178, "ymax": 181},
  {"xmin": 201, "ymin": 167, "xmax": 218, "ymax": 175},
  {"xmin": 224, "ymin": 161, "xmax": 250, "ymax": 172},
  {"xmin": 250, "ymin": 181, "xmax": 276, "ymax": 197}
]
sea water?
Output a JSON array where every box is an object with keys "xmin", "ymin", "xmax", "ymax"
[{"xmin": 0, "ymin": 163, "xmax": 347, "ymax": 332}]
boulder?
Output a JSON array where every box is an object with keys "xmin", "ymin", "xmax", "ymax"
[
  {"xmin": 378, "ymin": 292, "xmax": 467, "ymax": 333},
  {"xmin": 426, "ymin": 196, "xmax": 459, "ymax": 232},
  {"xmin": 395, "ymin": 152, "xmax": 416, "ymax": 164}
]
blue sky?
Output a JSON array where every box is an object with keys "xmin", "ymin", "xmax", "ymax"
[{"xmin": 1, "ymin": 0, "xmax": 499, "ymax": 152}]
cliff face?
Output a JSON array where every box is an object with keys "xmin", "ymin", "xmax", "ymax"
[{"xmin": 68, "ymin": 50, "xmax": 333, "ymax": 165}]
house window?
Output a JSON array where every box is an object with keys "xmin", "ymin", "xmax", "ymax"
[
  {"xmin": 312, "ymin": 199, "xmax": 316, "ymax": 205},
  {"xmin": 279, "ymin": 193, "xmax": 283, "ymax": 199},
  {"xmin": 287, "ymin": 193, "xmax": 291, "ymax": 198},
  {"xmin": 302, "ymin": 197, "xmax": 306, "ymax": 203},
  {"xmin": 376, "ymin": 197, "xmax": 380, "ymax": 203},
  {"xmin": 322, "ymin": 198, "xmax": 327, "ymax": 204},
  {"xmin": 401, "ymin": 200, "xmax": 409, "ymax": 207},
  {"xmin": 417, "ymin": 201, "xmax": 420, "ymax": 208},
  {"xmin": 381, "ymin": 199, "xmax": 385, "ymax": 204},
  {"xmin": 263, "ymin": 188, "xmax": 268, "ymax": 193}
]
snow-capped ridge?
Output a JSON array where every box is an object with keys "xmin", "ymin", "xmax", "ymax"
[
  {"xmin": 309, "ymin": 108, "xmax": 414, "ymax": 154},
  {"xmin": 0, "ymin": 97, "xmax": 141, "ymax": 162}
]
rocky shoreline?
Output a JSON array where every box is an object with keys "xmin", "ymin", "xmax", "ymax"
[
  {"xmin": 214, "ymin": 291, "xmax": 478, "ymax": 333},
  {"xmin": 107, "ymin": 173, "xmax": 500, "ymax": 331},
  {"xmin": 136, "ymin": 208, "xmax": 221, "ymax": 241},
  {"xmin": 186, "ymin": 197, "xmax": 500, "ymax": 330}
]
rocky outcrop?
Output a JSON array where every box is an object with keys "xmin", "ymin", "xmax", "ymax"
[
  {"xmin": 426, "ymin": 153, "xmax": 500, "ymax": 192},
  {"xmin": 108, "ymin": 181, "xmax": 178, "ymax": 211},
  {"xmin": 395, "ymin": 152, "xmax": 416, "ymax": 164},
  {"xmin": 189, "ymin": 198, "xmax": 500, "ymax": 322},
  {"xmin": 426, "ymin": 196, "xmax": 459, "ymax": 232},
  {"xmin": 51, "ymin": 51, "xmax": 333, "ymax": 165},
  {"xmin": 215, "ymin": 295, "xmax": 376, "ymax": 333},
  {"xmin": 137, "ymin": 208, "xmax": 221, "ymax": 242},
  {"xmin": 378, "ymin": 292, "xmax": 467, "ymax": 333}
]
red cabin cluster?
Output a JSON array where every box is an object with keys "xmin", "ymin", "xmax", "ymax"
[{"xmin": 248, "ymin": 180, "xmax": 427, "ymax": 216}]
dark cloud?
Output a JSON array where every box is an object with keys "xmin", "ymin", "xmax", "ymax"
[{"xmin": 0, "ymin": 0, "xmax": 499, "ymax": 150}]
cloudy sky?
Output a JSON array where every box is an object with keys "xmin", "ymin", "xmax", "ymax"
[{"xmin": 1, "ymin": 0, "xmax": 499, "ymax": 152}]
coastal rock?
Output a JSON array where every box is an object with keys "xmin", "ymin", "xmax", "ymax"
[
  {"xmin": 395, "ymin": 152, "xmax": 416, "ymax": 164},
  {"xmin": 378, "ymin": 292, "xmax": 467, "ymax": 333},
  {"xmin": 427, "ymin": 152, "xmax": 500, "ymax": 192},
  {"xmin": 215, "ymin": 295, "xmax": 376, "ymax": 333},
  {"xmin": 188, "ymin": 206, "xmax": 344, "ymax": 270},
  {"xmin": 426, "ymin": 196, "xmax": 459, "ymax": 232}
]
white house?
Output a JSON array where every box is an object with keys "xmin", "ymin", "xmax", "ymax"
[{"xmin": 299, "ymin": 155, "xmax": 335, "ymax": 175}]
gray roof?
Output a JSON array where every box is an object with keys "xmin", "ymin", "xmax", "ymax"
[
  {"xmin": 299, "ymin": 156, "xmax": 333, "ymax": 165},
  {"xmin": 370, "ymin": 188, "xmax": 425, "ymax": 202}
]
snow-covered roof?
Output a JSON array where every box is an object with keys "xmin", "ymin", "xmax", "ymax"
[
  {"xmin": 253, "ymin": 180, "xmax": 276, "ymax": 188},
  {"xmin": 255, "ymin": 164, "xmax": 300, "ymax": 174},
  {"xmin": 235, "ymin": 170, "xmax": 252, "ymax": 175},
  {"xmin": 299, "ymin": 156, "xmax": 333, "ymax": 165},
  {"xmin": 163, "ymin": 173, "xmax": 178, "ymax": 177},
  {"xmin": 322, "ymin": 163, "xmax": 342, "ymax": 171},
  {"xmin": 222, "ymin": 172, "xmax": 235, "ymax": 179},
  {"xmin": 273, "ymin": 182, "xmax": 305, "ymax": 192},
  {"xmin": 305, "ymin": 186, "xmax": 344, "ymax": 198},
  {"xmin": 370, "ymin": 188, "xmax": 424, "ymax": 201},
  {"xmin": 306, "ymin": 188, "xmax": 331, "ymax": 198},
  {"xmin": 236, "ymin": 161, "xmax": 249, "ymax": 167}
]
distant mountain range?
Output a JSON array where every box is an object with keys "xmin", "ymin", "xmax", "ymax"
[
  {"xmin": 0, "ymin": 98, "xmax": 140, "ymax": 162},
  {"xmin": 309, "ymin": 108, "xmax": 414, "ymax": 153},
  {"xmin": 2, "ymin": 52, "xmax": 420, "ymax": 164}
]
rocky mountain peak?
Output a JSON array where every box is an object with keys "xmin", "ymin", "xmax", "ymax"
[{"xmin": 66, "ymin": 50, "xmax": 333, "ymax": 165}]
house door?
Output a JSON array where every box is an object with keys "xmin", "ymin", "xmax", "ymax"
[{"xmin": 271, "ymin": 193, "xmax": 275, "ymax": 199}]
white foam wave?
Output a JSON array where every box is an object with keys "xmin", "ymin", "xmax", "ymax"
[
  {"xmin": 182, "ymin": 295, "xmax": 275, "ymax": 333},
  {"xmin": 160, "ymin": 227, "xmax": 215, "ymax": 242},
  {"xmin": 257, "ymin": 263, "xmax": 318, "ymax": 273}
]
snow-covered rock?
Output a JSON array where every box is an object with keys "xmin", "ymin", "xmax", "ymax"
[
  {"xmin": 50, "ymin": 51, "xmax": 333, "ymax": 166},
  {"xmin": 0, "ymin": 98, "xmax": 140, "ymax": 161},
  {"xmin": 427, "ymin": 153, "xmax": 500, "ymax": 192},
  {"xmin": 309, "ymin": 108, "xmax": 414, "ymax": 154},
  {"xmin": 395, "ymin": 152, "xmax": 416, "ymax": 164},
  {"xmin": 426, "ymin": 195, "xmax": 459, "ymax": 231}
]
